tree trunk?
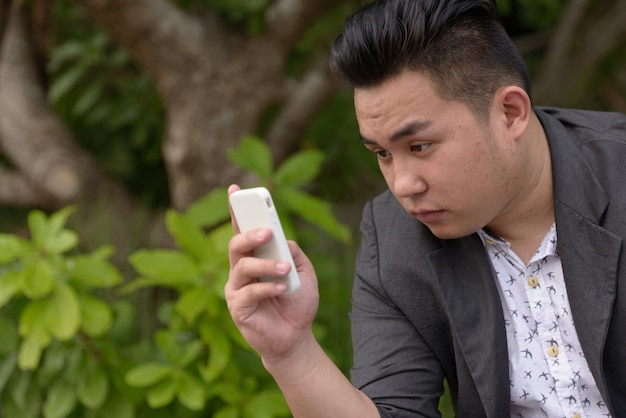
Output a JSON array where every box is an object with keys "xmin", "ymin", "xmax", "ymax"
[{"xmin": 74, "ymin": 0, "xmax": 344, "ymax": 210}]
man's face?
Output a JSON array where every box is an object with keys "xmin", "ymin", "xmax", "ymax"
[{"xmin": 355, "ymin": 70, "xmax": 518, "ymax": 239}]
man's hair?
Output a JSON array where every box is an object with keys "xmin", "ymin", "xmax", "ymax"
[{"xmin": 329, "ymin": 0, "xmax": 532, "ymax": 117}]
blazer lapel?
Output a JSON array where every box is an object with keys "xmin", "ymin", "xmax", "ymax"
[
  {"xmin": 428, "ymin": 235, "xmax": 510, "ymax": 416},
  {"xmin": 556, "ymin": 208, "xmax": 621, "ymax": 404},
  {"xmin": 539, "ymin": 107, "xmax": 622, "ymax": 407}
]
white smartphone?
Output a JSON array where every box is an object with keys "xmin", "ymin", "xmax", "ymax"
[{"xmin": 229, "ymin": 187, "xmax": 301, "ymax": 294}]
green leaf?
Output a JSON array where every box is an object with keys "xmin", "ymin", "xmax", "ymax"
[
  {"xmin": 0, "ymin": 315, "xmax": 19, "ymax": 354},
  {"xmin": 185, "ymin": 187, "xmax": 230, "ymax": 228},
  {"xmin": 18, "ymin": 335, "xmax": 45, "ymax": 371},
  {"xmin": 28, "ymin": 210, "xmax": 47, "ymax": 247},
  {"xmin": 227, "ymin": 135, "xmax": 273, "ymax": 181},
  {"xmin": 72, "ymin": 80, "xmax": 103, "ymax": 116},
  {"xmin": 43, "ymin": 230, "xmax": 78, "ymax": 255},
  {"xmin": 129, "ymin": 250, "xmax": 201, "ymax": 285},
  {"xmin": 79, "ymin": 295, "xmax": 113, "ymax": 337},
  {"xmin": 155, "ymin": 329, "xmax": 182, "ymax": 364},
  {"xmin": 276, "ymin": 188, "xmax": 351, "ymax": 243},
  {"xmin": 166, "ymin": 210, "xmax": 209, "ymax": 262},
  {"xmin": 47, "ymin": 206, "xmax": 75, "ymax": 236},
  {"xmin": 77, "ymin": 365, "xmax": 108, "ymax": 409},
  {"xmin": 48, "ymin": 64, "xmax": 86, "ymax": 103},
  {"xmin": 243, "ymin": 390, "xmax": 290, "ymax": 418},
  {"xmin": 45, "ymin": 282, "xmax": 80, "ymax": 341},
  {"xmin": 68, "ymin": 256, "xmax": 122, "ymax": 288},
  {"xmin": 214, "ymin": 406, "xmax": 240, "ymax": 418},
  {"xmin": 146, "ymin": 377, "xmax": 177, "ymax": 408},
  {"xmin": 177, "ymin": 372, "xmax": 205, "ymax": 411},
  {"xmin": 199, "ymin": 323, "xmax": 232, "ymax": 382},
  {"xmin": 27, "ymin": 207, "xmax": 77, "ymax": 255},
  {"xmin": 18, "ymin": 300, "xmax": 51, "ymax": 369},
  {"xmin": 178, "ymin": 340, "xmax": 203, "ymax": 368},
  {"xmin": 125, "ymin": 363, "xmax": 173, "ymax": 387},
  {"xmin": 0, "ymin": 234, "xmax": 25, "ymax": 264},
  {"xmin": 93, "ymin": 391, "xmax": 134, "ymax": 418},
  {"xmin": 37, "ymin": 342, "xmax": 67, "ymax": 386},
  {"xmin": 22, "ymin": 259, "xmax": 55, "ymax": 299},
  {"xmin": 0, "ymin": 270, "xmax": 23, "ymax": 308},
  {"xmin": 0, "ymin": 353, "xmax": 17, "ymax": 392},
  {"xmin": 89, "ymin": 245, "xmax": 116, "ymax": 261},
  {"xmin": 175, "ymin": 286, "xmax": 211, "ymax": 324},
  {"xmin": 43, "ymin": 380, "xmax": 77, "ymax": 418},
  {"xmin": 274, "ymin": 149, "xmax": 324, "ymax": 188}
]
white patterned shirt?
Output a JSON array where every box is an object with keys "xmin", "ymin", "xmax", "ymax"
[{"xmin": 478, "ymin": 224, "xmax": 611, "ymax": 418}]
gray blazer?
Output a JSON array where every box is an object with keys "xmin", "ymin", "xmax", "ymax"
[{"xmin": 350, "ymin": 107, "xmax": 626, "ymax": 417}]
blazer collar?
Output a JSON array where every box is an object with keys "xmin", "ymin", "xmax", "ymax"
[{"xmin": 537, "ymin": 108, "xmax": 620, "ymax": 406}]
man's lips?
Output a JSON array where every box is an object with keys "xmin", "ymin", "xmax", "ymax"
[{"xmin": 411, "ymin": 209, "xmax": 445, "ymax": 223}]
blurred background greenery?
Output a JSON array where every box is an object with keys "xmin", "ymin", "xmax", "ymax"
[{"xmin": 0, "ymin": 0, "xmax": 625, "ymax": 417}]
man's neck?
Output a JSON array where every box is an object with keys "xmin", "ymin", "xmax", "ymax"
[{"xmin": 486, "ymin": 114, "xmax": 555, "ymax": 265}]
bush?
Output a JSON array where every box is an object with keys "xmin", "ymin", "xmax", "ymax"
[{"xmin": 0, "ymin": 137, "xmax": 350, "ymax": 418}]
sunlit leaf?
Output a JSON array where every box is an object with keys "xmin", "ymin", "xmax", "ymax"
[
  {"xmin": 79, "ymin": 295, "xmax": 114, "ymax": 337},
  {"xmin": 185, "ymin": 187, "xmax": 230, "ymax": 229},
  {"xmin": 275, "ymin": 188, "xmax": 351, "ymax": 243},
  {"xmin": 77, "ymin": 365, "xmax": 108, "ymax": 409},
  {"xmin": 125, "ymin": 363, "xmax": 172, "ymax": 387},
  {"xmin": 43, "ymin": 380, "xmax": 77, "ymax": 418},
  {"xmin": 45, "ymin": 282, "xmax": 80, "ymax": 341},
  {"xmin": 199, "ymin": 323, "xmax": 232, "ymax": 382},
  {"xmin": 175, "ymin": 286, "xmax": 211, "ymax": 324},
  {"xmin": 0, "ymin": 234, "xmax": 25, "ymax": 264},
  {"xmin": 274, "ymin": 149, "xmax": 324, "ymax": 188},
  {"xmin": 18, "ymin": 335, "xmax": 45, "ymax": 371},
  {"xmin": 43, "ymin": 230, "xmax": 79, "ymax": 255},
  {"xmin": 129, "ymin": 250, "xmax": 201, "ymax": 283},
  {"xmin": 214, "ymin": 405, "xmax": 240, "ymax": 418},
  {"xmin": 0, "ymin": 270, "xmax": 23, "ymax": 309},
  {"xmin": 166, "ymin": 210, "xmax": 209, "ymax": 262},
  {"xmin": 146, "ymin": 377, "xmax": 177, "ymax": 408},
  {"xmin": 177, "ymin": 372, "xmax": 206, "ymax": 411},
  {"xmin": 22, "ymin": 259, "xmax": 55, "ymax": 299},
  {"xmin": 227, "ymin": 135, "xmax": 273, "ymax": 181},
  {"xmin": 68, "ymin": 256, "xmax": 122, "ymax": 288},
  {"xmin": 243, "ymin": 390, "xmax": 290, "ymax": 418}
]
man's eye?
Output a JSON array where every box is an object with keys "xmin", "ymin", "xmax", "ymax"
[
  {"xmin": 412, "ymin": 143, "xmax": 431, "ymax": 152},
  {"xmin": 375, "ymin": 150, "xmax": 390, "ymax": 159}
]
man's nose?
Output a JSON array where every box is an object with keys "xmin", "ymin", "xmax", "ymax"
[{"xmin": 392, "ymin": 159, "xmax": 427, "ymax": 198}]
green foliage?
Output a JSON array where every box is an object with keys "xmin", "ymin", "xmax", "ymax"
[
  {"xmin": 48, "ymin": 0, "xmax": 168, "ymax": 207},
  {"xmin": 0, "ymin": 136, "xmax": 353, "ymax": 417},
  {"xmin": 227, "ymin": 135, "xmax": 351, "ymax": 243}
]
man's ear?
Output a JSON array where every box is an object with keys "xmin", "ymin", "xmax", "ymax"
[{"xmin": 496, "ymin": 86, "xmax": 531, "ymax": 141}]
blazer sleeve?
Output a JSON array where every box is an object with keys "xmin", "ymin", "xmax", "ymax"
[{"xmin": 350, "ymin": 198, "xmax": 446, "ymax": 418}]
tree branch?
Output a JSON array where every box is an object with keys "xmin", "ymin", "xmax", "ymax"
[
  {"xmin": 266, "ymin": 54, "xmax": 338, "ymax": 163},
  {"xmin": 0, "ymin": 7, "xmax": 84, "ymax": 205},
  {"xmin": 74, "ymin": 0, "xmax": 209, "ymax": 93},
  {"xmin": 265, "ymin": 0, "xmax": 347, "ymax": 49},
  {"xmin": 0, "ymin": 165, "xmax": 50, "ymax": 207},
  {"xmin": 533, "ymin": 0, "xmax": 588, "ymax": 103},
  {"xmin": 576, "ymin": 0, "xmax": 626, "ymax": 70}
]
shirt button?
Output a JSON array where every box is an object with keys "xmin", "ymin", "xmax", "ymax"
[
  {"xmin": 527, "ymin": 276, "xmax": 539, "ymax": 288},
  {"xmin": 548, "ymin": 345, "xmax": 559, "ymax": 357}
]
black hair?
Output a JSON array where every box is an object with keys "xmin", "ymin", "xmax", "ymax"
[{"xmin": 330, "ymin": 0, "xmax": 532, "ymax": 117}]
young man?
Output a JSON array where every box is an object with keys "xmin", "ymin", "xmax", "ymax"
[{"xmin": 226, "ymin": 0, "xmax": 626, "ymax": 416}]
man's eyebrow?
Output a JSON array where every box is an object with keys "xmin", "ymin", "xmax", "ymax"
[{"xmin": 360, "ymin": 120, "xmax": 432, "ymax": 145}]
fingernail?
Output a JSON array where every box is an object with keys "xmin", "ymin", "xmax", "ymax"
[
  {"xmin": 276, "ymin": 262, "xmax": 289, "ymax": 274},
  {"xmin": 255, "ymin": 229, "xmax": 266, "ymax": 240},
  {"xmin": 276, "ymin": 283, "xmax": 287, "ymax": 293}
]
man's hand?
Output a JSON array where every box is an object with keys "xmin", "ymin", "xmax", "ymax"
[{"xmin": 225, "ymin": 184, "xmax": 320, "ymax": 362}]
